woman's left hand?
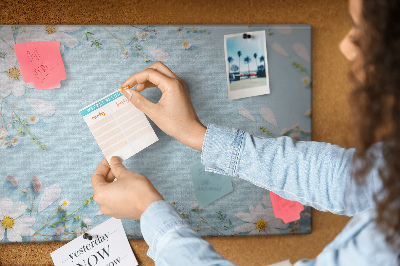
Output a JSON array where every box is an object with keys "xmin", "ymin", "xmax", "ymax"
[{"xmin": 91, "ymin": 157, "xmax": 164, "ymax": 220}]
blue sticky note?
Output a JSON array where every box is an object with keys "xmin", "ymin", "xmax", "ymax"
[{"xmin": 190, "ymin": 162, "xmax": 233, "ymax": 208}]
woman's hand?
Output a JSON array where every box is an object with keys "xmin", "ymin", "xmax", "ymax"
[
  {"xmin": 120, "ymin": 61, "xmax": 206, "ymax": 152},
  {"xmin": 91, "ymin": 157, "xmax": 164, "ymax": 220}
]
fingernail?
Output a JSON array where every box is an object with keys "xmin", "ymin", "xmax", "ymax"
[
  {"xmin": 124, "ymin": 89, "xmax": 133, "ymax": 100},
  {"xmin": 120, "ymin": 85, "xmax": 130, "ymax": 93},
  {"xmin": 110, "ymin": 156, "xmax": 122, "ymax": 165}
]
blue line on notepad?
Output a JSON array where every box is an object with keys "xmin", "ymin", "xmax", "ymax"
[{"xmin": 80, "ymin": 91, "xmax": 123, "ymax": 116}]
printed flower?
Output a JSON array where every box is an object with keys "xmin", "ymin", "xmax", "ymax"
[
  {"xmin": 290, "ymin": 132, "xmax": 300, "ymax": 141},
  {"xmin": 82, "ymin": 217, "xmax": 92, "ymax": 226},
  {"xmin": 122, "ymin": 50, "xmax": 132, "ymax": 58},
  {"xmin": 136, "ymin": 31, "xmax": 150, "ymax": 41},
  {"xmin": 27, "ymin": 116, "xmax": 39, "ymax": 125},
  {"xmin": 29, "ymin": 238, "xmax": 37, "ymax": 242},
  {"xmin": 16, "ymin": 26, "xmax": 81, "ymax": 53},
  {"xmin": 0, "ymin": 130, "xmax": 8, "ymax": 141},
  {"xmin": 2, "ymin": 140, "xmax": 11, "ymax": 149},
  {"xmin": 234, "ymin": 203, "xmax": 289, "ymax": 236},
  {"xmin": 65, "ymin": 225, "xmax": 70, "ymax": 230},
  {"xmin": 189, "ymin": 203, "xmax": 199, "ymax": 211},
  {"xmin": 31, "ymin": 175, "xmax": 42, "ymax": 193},
  {"xmin": 0, "ymin": 198, "xmax": 35, "ymax": 242},
  {"xmin": 10, "ymin": 136, "xmax": 21, "ymax": 147},
  {"xmin": 73, "ymin": 227, "xmax": 82, "ymax": 237},
  {"xmin": 59, "ymin": 198, "xmax": 70, "ymax": 211},
  {"xmin": 6, "ymin": 174, "xmax": 19, "ymax": 186},
  {"xmin": 54, "ymin": 226, "xmax": 65, "ymax": 236},
  {"xmin": 182, "ymin": 41, "xmax": 192, "ymax": 50},
  {"xmin": 7, "ymin": 123, "xmax": 12, "ymax": 128},
  {"xmin": 301, "ymin": 77, "xmax": 309, "ymax": 86},
  {"xmin": 304, "ymin": 109, "xmax": 312, "ymax": 118},
  {"xmin": 0, "ymin": 53, "xmax": 26, "ymax": 97}
]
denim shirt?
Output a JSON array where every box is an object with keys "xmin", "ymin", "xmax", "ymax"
[{"xmin": 140, "ymin": 124, "xmax": 399, "ymax": 265}]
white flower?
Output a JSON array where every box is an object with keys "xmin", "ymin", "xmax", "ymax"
[
  {"xmin": 7, "ymin": 123, "xmax": 12, "ymax": 128},
  {"xmin": 73, "ymin": 227, "xmax": 82, "ymax": 237},
  {"xmin": 65, "ymin": 225, "xmax": 70, "ymax": 230},
  {"xmin": 2, "ymin": 140, "xmax": 11, "ymax": 149},
  {"xmin": 0, "ymin": 53, "xmax": 26, "ymax": 97},
  {"xmin": 27, "ymin": 116, "xmax": 39, "ymax": 125},
  {"xmin": 16, "ymin": 25, "xmax": 81, "ymax": 53},
  {"xmin": 0, "ymin": 198, "xmax": 35, "ymax": 242},
  {"xmin": 82, "ymin": 217, "xmax": 92, "ymax": 226},
  {"xmin": 59, "ymin": 198, "xmax": 70, "ymax": 211},
  {"xmin": 0, "ymin": 26, "xmax": 32, "ymax": 97},
  {"xmin": 0, "ymin": 130, "xmax": 8, "ymax": 141},
  {"xmin": 136, "ymin": 31, "xmax": 150, "ymax": 41},
  {"xmin": 11, "ymin": 136, "xmax": 21, "ymax": 147},
  {"xmin": 182, "ymin": 41, "xmax": 192, "ymax": 50},
  {"xmin": 234, "ymin": 203, "xmax": 289, "ymax": 236},
  {"xmin": 54, "ymin": 225, "xmax": 64, "ymax": 236}
]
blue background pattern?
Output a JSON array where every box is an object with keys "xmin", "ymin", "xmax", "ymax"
[{"xmin": 0, "ymin": 25, "xmax": 312, "ymax": 242}]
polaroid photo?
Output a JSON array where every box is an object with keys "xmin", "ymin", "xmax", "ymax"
[{"xmin": 224, "ymin": 30, "xmax": 270, "ymax": 100}]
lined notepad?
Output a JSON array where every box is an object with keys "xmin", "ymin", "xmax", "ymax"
[{"xmin": 80, "ymin": 90, "xmax": 158, "ymax": 162}]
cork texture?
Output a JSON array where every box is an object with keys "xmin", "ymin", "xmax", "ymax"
[{"xmin": 0, "ymin": 0, "xmax": 353, "ymax": 265}]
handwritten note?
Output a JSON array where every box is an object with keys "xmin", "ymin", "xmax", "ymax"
[
  {"xmin": 14, "ymin": 41, "xmax": 67, "ymax": 90},
  {"xmin": 80, "ymin": 90, "xmax": 158, "ymax": 162},
  {"xmin": 269, "ymin": 191, "xmax": 304, "ymax": 223},
  {"xmin": 190, "ymin": 162, "xmax": 233, "ymax": 208},
  {"xmin": 51, "ymin": 218, "xmax": 138, "ymax": 266}
]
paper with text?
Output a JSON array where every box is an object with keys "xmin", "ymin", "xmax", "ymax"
[
  {"xmin": 190, "ymin": 162, "xmax": 233, "ymax": 208},
  {"xmin": 14, "ymin": 41, "xmax": 67, "ymax": 90},
  {"xmin": 51, "ymin": 218, "xmax": 138, "ymax": 266},
  {"xmin": 80, "ymin": 90, "xmax": 158, "ymax": 162},
  {"xmin": 269, "ymin": 191, "xmax": 304, "ymax": 223}
]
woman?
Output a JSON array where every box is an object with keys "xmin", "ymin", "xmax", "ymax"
[{"xmin": 91, "ymin": 0, "xmax": 400, "ymax": 264}]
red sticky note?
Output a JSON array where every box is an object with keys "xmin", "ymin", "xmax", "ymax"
[
  {"xmin": 14, "ymin": 41, "xmax": 67, "ymax": 90},
  {"xmin": 269, "ymin": 191, "xmax": 304, "ymax": 223}
]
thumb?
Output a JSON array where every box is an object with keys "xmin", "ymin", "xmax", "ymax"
[
  {"xmin": 123, "ymin": 89, "xmax": 155, "ymax": 116},
  {"xmin": 109, "ymin": 156, "xmax": 129, "ymax": 178}
]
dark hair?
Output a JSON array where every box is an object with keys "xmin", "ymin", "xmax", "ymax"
[{"xmin": 349, "ymin": 0, "xmax": 400, "ymax": 256}]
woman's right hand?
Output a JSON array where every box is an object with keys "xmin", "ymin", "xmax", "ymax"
[{"xmin": 120, "ymin": 62, "xmax": 207, "ymax": 152}]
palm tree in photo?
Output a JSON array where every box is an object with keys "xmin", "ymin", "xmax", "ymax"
[
  {"xmin": 253, "ymin": 53, "xmax": 258, "ymax": 73},
  {"xmin": 259, "ymin": 55, "xmax": 265, "ymax": 68},
  {"xmin": 244, "ymin": 56, "xmax": 251, "ymax": 78},
  {"xmin": 237, "ymin": 51, "xmax": 242, "ymax": 77},
  {"xmin": 228, "ymin": 56, "xmax": 233, "ymax": 73}
]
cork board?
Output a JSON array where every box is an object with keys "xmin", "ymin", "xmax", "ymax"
[{"xmin": 0, "ymin": 0, "xmax": 352, "ymax": 265}]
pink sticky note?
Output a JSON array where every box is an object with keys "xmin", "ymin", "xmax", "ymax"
[
  {"xmin": 269, "ymin": 191, "xmax": 304, "ymax": 223},
  {"xmin": 14, "ymin": 41, "xmax": 67, "ymax": 90}
]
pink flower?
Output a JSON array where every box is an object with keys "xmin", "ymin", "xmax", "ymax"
[
  {"xmin": 6, "ymin": 174, "xmax": 19, "ymax": 186},
  {"xmin": 30, "ymin": 238, "xmax": 37, "ymax": 243},
  {"xmin": 31, "ymin": 175, "xmax": 42, "ymax": 193},
  {"xmin": 54, "ymin": 226, "xmax": 65, "ymax": 236}
]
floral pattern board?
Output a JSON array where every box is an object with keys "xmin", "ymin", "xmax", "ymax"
[{"xmin": 0, "ymin": 25, "xmax": 312, "ymax": 243}]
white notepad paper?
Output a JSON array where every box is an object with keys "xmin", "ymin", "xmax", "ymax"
[{"xmin": 80, "ymin": 90, "xmax": 158, "ymax": 162}]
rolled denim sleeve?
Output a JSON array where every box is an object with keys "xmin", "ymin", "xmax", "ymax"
[
  {"xmin": 201, "ymin": 124, "xmax": 383, "ymax": 216},
  {"xmin": 140, "ymin": 200, "xmax": 236, "ymax": 265}
]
